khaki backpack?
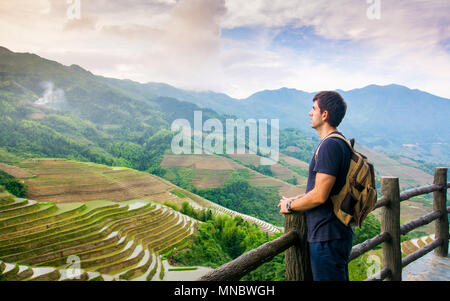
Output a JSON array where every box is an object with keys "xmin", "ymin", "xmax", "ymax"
[{"xmin": 315, "ymin": 133, "xmax": 377, "ymax": 227}]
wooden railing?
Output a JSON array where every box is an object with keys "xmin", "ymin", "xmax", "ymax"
[{"xmin": 198, "ymin": 167, "xmax": 449, "ymax": 281}]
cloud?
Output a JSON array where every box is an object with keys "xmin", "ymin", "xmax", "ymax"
[
  {"xmin": 0, "ymin": 0, "xmax": 448, "ymax": 99},
  {"xmin": 219, "ymin": 0, "xmax": 450, "ymax": 97},
  {"xmin": 64, "ymin": 15, "xmax": 99, "ymax": 31},
  {"xmin": 98, "ymin": 0, "xmax": 229, "ymax": 91}
]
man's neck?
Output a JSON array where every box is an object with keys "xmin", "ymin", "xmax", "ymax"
[{"xmin": 316, "ymin": 125, "xmax": 338, "ymax": 140}]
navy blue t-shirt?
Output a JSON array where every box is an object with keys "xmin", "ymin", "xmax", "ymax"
[{"xmin": 305, "ymin": 132, "xmax": 353, "ymax": 242}]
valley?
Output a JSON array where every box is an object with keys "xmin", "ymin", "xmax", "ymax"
[{"xmin": 0, "ymin": 46, "xmax": 448, "ymax": 281}]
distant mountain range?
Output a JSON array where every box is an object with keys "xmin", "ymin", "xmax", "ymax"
[
  {"xmin": 117, "ymin": 74, "xmax": 450, "ymax": 165},
  {"xmin": 1, "ymin": 46, "xmax": 449, "ymax": 165}
]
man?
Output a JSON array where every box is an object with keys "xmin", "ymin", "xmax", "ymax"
[{"xmin": 278, "ymin": 91, "xmax": 353, "ymax": 281}]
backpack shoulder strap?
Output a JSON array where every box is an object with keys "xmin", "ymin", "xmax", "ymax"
[{"xmin": 314, "ymin": 133, "xmax": 354, "ymax": 161}]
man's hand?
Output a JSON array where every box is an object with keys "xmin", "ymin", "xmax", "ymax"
[
  {"xmin": 279, "ymin": 173, "xmax": 336, "ymax": 213},
  {"xmin": 278, "ymin": 196, "xmax": 293, "ymax": 214}
]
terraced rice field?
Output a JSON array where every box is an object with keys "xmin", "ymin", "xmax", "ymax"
[
  {"xmin": 355, "ymin": 144, "xmax": 433, "ymax": 189},
  {"xmin": 401, "ymin": 234, "xmax": 437, "ymax": 255},
  {"xmin": 0, "ymin": 198, "xmax": 196, "ymax": 281},
  {"xmin": 161, "ymin": 155, "xmax": 242, "ymax": 170},
  {"xmin": 230, "ymin": 153, "xmax": 307, "ymax": 187},
  {"xmin": 19, "ymin": 159, "xmax": 176, "ymax": 204},
  {"xmin": 370, "ymin": 198, "xmax": 435, "ymax": 235},
  {"xmin": 2, "ymin": 159, "xmax": 281, "ymax": 236},
  {"xmin": 160, "ymin": 154, "xmax": 304, "ymax": 198}
]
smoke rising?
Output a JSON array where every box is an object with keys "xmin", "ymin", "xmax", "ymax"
[{"xmin": 35, "ymin": 81, "xmax": 67, "ymax": 109}]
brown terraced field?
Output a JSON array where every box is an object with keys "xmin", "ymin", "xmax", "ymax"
[
  {"xmin": 17, "ymin": 159, "xmax": 184, "ymax": 205},
  {"xmin": 160, "ymin": 154, "xmax": 304, "ymax": 198},
  {"xmin": 229, "ymin": 153, "xmax": 308, "ymax": 189},
  {"xmin": 1, "ymin": 159, "xmax": 281, "ymax": 236},
  {"xmin": 355, "ymin": 144, "xmax": 433, "ymax": 189},
  {"xmin": 351, "ymin": 144, "xmax": 437, "ymax": 234},
  {"xmin": 161, "ymin": 154, "xmax": 242, "ymax": 170},
  {"xmin": 0, "ymin": 159, "xmax": 284, "ymax": 281}
]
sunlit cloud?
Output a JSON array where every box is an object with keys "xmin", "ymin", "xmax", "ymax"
[{"xmin": 0, "ymin": 0, "xmax": 448, "ymax": 98}]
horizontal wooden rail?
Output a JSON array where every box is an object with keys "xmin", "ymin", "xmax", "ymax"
[
  {"xmin": 349, "ymin": 232, "xmax": 390, "ymax": 261},
  {"xmin": 199, "ymin": 168, "xmax": 448, "ymax": 281},
  {"xmin": 400, "ymin": 210, "xmax": 442, "ymax": 236},
  {"xmin": 400, "ymin": 184, "xmax": 444, "ymax": 201},
  {"xmin": 401, "ymin": 238, "xmax": 443, "ymax": 268},
  {"xmin": 374, "ymin": 182, "xmax": 448, "ymax": 210},
  {"xmin": 373, "ymin": 195, "xmax": 389, "ymax": 210},
  {"xmin": 365, "ymin": 237, "xmax": 443, "ymax": 281},
  {"xmin": 197, "ymin": 231, "xmax": 298, "ymax": 281}
]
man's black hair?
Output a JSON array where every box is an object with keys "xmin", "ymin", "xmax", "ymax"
[{"xmin": 313, "ymin": 91, "xmax": 347, "ymax": 127}]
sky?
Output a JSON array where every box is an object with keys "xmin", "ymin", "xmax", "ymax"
[{"xmin": 0, "ymin": 0, "xmax": 449, "ymax": 99}]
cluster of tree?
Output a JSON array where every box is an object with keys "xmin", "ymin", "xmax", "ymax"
[
  {"xmin": 285, "ymin": 176, "xmax": 298, "ymax": 185},
  {"xmin": 167, "ymin": 202, "xmax": 395, "ymax": 281},
  {"xmin": 0, "ymin": 170, "xmax": 27, "ymax": 198},
  {"xmin": 0, "ymin": 95, "xmax": 175, "ymax": 175},
  {"xmin": 167, "ymin": 202, "xmax": 285, "ymax": 280},
  {"xmin": 164, "ymin": 201, "xmax": 215, "ymax": 223},
  {"xmin": 279, "ymin": 128, "xmax": 316, "ymax": 162},
  {"xmin": 188, "ymin": 170, "xmax": 283, "ymax": 226}
]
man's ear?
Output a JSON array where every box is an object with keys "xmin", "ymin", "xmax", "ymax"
[{"xmin": 321, "ymin": 109, "xmax": 329, "ymax": 122}]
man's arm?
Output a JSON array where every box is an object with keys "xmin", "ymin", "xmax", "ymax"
[{"xmin": 278, "ymin": 172, "xmax": 336, "ymax": 214}]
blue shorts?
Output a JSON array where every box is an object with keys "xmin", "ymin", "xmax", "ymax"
[{"xmin": 308, "ymin": 237, "xmax": 353, "ymax": 281}]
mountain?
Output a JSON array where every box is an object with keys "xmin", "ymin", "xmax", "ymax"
[
  {"xmin": 133, "ymin": 83, "xmax": 450, "ymax": 165},
  {"xmin": 0, "ymin": 46, "xmax": 230, "ymax": 172},
  {"xmin": 1, "ymin": 45, "xmax": 448, "ymax": 167}
]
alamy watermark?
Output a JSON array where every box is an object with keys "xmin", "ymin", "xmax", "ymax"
[
  {"xmin": 365, "ymin": 254, "xmax": 381, "ymax": 279},
  {"xmin": 366, "ymin": 0, "xmax": 381, "ymax": 20},
  {"xmin": 67, "ymin": 0, "xmax": 81, "ymax": 20},
  {"xmin": 61, "ymin": 255, "xmax": 82, "ymax": 280},
  {"xmin": 171, "ymin": 111, "xmax": 279, "ymax": 165}
]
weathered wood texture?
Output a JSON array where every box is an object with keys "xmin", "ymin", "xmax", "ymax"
[
  {"xmin": 380, "ymin": 177, "xmax": 402, "ymax": 281},
  {"xmin": 197, "ymin": 231, "xmax": 298, "ymax": 281},
  {"xmin": 400, "ymin": 184, "xmax": 443, "ymax": 201},
  {"xmin": 284, "ymin": 211, "xmax": 312, "ymax": 281},
  {"xmin": 374, "ymin": 181, "xmax": 448, "ymax": 211},
  {"xmin": 349, "ymin": 232, "xmax": 390, "ymax": 261},
  {"xmin": 198, "ymin": 169, "xmax": 449, "ymax": 282},
  {"xmin": 373, "ymin": 195, "xmax": 389, "ymax": 210},
  {"xmin": 433, "ymin": 167, "xmax": 448, "ymax": 257},
  {"xmin": 400, "ymin": 210, "xmax": 442, "ymax": 235}
]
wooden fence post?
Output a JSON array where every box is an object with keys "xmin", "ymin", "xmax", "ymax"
[
  {"xmin": 284, "ymin": 211, "xmax": 312, "ymax": 281},
  {"xmin": 433, "ymin": 167, "xmax": 448, "ymax": 257},
  {"xmin": 380, "ymin": 177, "xmax": 402, "ymax": 281}
]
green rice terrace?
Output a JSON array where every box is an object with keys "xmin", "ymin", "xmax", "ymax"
[
  {"xmin": 0, "ymin": 159, "xmax": 282, "ymax": 281},
  {"xmin": 0, "ymin": 198, "xmax": 196, "ymax": 281}
]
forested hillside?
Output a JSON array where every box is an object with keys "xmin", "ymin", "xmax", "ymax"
[
  {"xmin": 0, "ymin": 47, "xmax": 230, "ymax": 174},
  {"xmin": 131, "ymin": 76, "xmax": 450, "ymax": 165},
  {"xmin": 0, "ymin": 46, "xmax": 445, "ymax": 281}
]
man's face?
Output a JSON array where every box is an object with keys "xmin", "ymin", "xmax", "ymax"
[{"xmin": 309, "ymin": 101, "xmax": 324, "ymax": 129}]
